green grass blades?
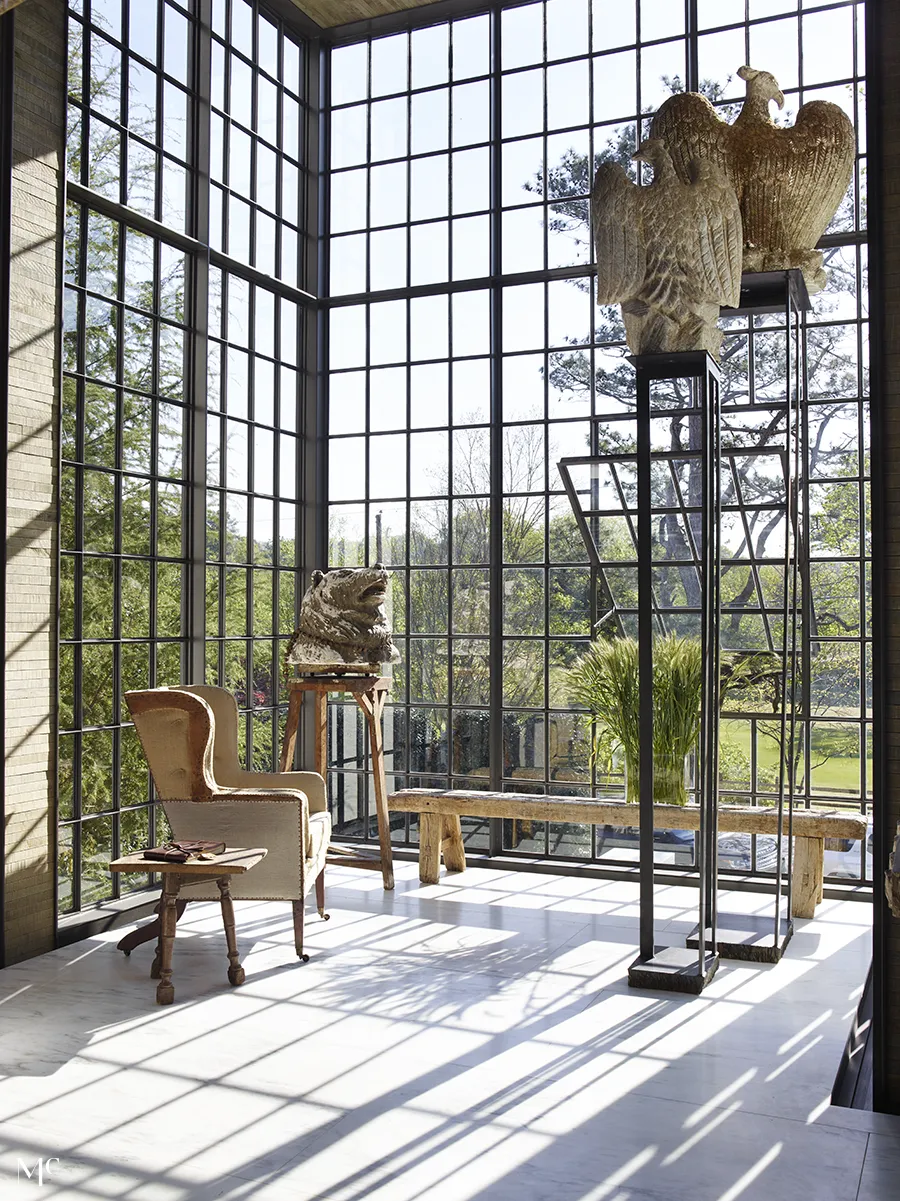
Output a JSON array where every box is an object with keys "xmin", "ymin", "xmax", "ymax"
[{"xmin": 569, "ymin": 634, "xmax": 704, "ymax": 806}]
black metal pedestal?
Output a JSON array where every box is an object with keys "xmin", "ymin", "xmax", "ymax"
[
  {"xmin": 686, "ymin": 915, "xmax": 794, "ymax": 964},
  {"xmin": 560, "ymin": 349, "xmax": 722, "ymax": 996},
  {"xmin": 706, "ymin": 269, "xmax": 808, "ymax": 962},
  {"xmin": 628, "ymin": 947, "xmax": 719, "ymax": 995}
]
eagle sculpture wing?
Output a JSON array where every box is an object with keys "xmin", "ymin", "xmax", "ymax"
[
  {"xmin": 591, "ymin": 162, "xmax": 645, "ymax": 305},
  {"xmin": 649, "ymin": 92, "xmax": 731, "ymax": 186},
  {"xmin": 685, "ymin": 159, "xmax": 743, "ymax": 308},
  {"xmin": 781, "ymin": 100, "xmax": 855, "ymax": 251}
]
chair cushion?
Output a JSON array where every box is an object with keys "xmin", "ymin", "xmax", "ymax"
[{"xmin": 307, "ymin": 810, "xmax": 331, "ymax": 864}]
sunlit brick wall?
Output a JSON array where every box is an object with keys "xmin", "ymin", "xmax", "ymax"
[{"xmin": 4, "ymin": 0, "xmax": 65, "ymax": 963}]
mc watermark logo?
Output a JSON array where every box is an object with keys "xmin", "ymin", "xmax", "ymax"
[{"xmin": 17, "ymin": 1157, "xmax": 59, "ymax": 1186}]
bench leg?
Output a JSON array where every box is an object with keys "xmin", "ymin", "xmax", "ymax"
[
  {"xmin": 419, "ymin": 812, "xmax": 442, "ymax": 884},
  {"xmin": 441, "ymin": 814, "xmax": 467, "ymax": 874},
  {"xmin": 792, "ymin": 837, "xmax": 824, "ymax": 919}
]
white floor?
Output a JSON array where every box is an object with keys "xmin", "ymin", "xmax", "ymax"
[{"xmin": 0, "ymin": 862, "xmax": 897, "ymax": 1201}]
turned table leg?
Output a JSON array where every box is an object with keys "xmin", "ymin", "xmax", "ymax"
[
  {"xmin": 155, "ymin": 874, "xmax": 181, "ymax": 1004},
  {"xmin": 217, "ymin": 876, "xmax": 245, "ymax": 986},
  {"xmin": 440, "ymin": 814, "xmax": 467, "ymax": 874},
  {"xmin": 122, "ymin": 897, "xmax": 187, "ymax": 958}
]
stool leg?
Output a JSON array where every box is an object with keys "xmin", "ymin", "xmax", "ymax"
[
  {"xmin": 363, "ymin": 697, "xmax": 395, "ymax": 891},
  {"xmin": 279, "ymin": 689, "xmax": 303, "ymax": 772},
  {"xmin": 155, "ymin": 875, "xmax": 180, "ymax": 1005},
  {"xmin": 315, "ymin": 867, "xmax": 329, "ymax": 920},
  {"xmin": 217, "ymin": 876, "xmax": 245, "ymax": 986}
]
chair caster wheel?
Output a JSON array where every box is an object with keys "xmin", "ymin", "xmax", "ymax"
[
  {"xmin": 228, "ymin": 967, "xmax": 245, "ymax": 986},
  {"xmin": 318, "ymin": 909, "xmax": 330, "ymax": 921},
  {"xmin": 298, "ymin": 953, "xmax": 310, "ymax": 963}
]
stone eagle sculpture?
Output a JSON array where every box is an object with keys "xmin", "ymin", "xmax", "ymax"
[
  {"xmin": 591, "ymin": 137, "xmax": 742, "ymax": 358},
  {"xmin": 285, "ymin": 564, "xmax": 400, "ymax": 674},
  {"xmin": 650, "ymin": 65, "xmax": 855, "ymax": 294}
]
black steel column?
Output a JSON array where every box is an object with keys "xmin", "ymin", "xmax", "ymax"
[
  {"xmin": 187, "ymin": 0, "xmax": 212, "ymax": 686},
  {"xmin": 487, "ymin": 5, "xmax": 504, "ymax": 854},
  {"xmin": 297, "ymin": 36, "xmax": 326, "ymax": 775},
  {"xmin": 636, "ymin": 366, "xmax": 654, "ymax": 962},
  {"xmin": 866, "ymin": 0, "xmax": 889, "ymax": 1114}
]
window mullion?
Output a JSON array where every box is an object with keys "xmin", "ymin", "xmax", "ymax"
[{"xmin": 188, "ymin": 0, "xmax": 213, "ymax": 685}]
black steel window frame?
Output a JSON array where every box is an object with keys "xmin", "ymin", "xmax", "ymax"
[
  {"xmin": 58, "ymin": 0, "xmax": 321, "ymax": 917},
  {"xmin": 321, "ymin": 0, "xmax": 872, "ymax": 886}
]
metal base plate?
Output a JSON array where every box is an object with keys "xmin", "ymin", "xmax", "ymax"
[
  {"xmin": 628, "ymin": 947, "xmax": 719, "ymax": 995},
  {"xmin": 686, "ymin": 914, "xmax": 793, "ymax": 963}
]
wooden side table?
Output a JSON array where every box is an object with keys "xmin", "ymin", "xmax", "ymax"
[
  {"xmin": 110, "ymin": 847, "xmax": 267, "ymax": 1005},
  {"xmin": 280, "ymin": 674, "xmax": 394, "ymax": 890}
]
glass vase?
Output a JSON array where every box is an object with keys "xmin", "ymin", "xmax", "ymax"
[{"xmin": 625, "ymin": 751, "xmax": 689, "ymax": 807}]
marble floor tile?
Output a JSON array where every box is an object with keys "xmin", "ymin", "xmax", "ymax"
[
  {"xmin": 856, "ymin": 1128, "xmax": 900, "ymax": 1201},
  {"xmin": 0, "ymin": 862, "xmax": 895, "ymax": 1201}
]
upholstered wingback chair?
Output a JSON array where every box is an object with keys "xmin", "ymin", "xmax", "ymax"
[{"xmin": 126, "ymin": 685, "xmax": 331, "ymax": 960}]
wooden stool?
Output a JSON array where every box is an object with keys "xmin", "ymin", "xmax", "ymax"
[
  {"xmin": 280, "ymin": 675, "xmax": 394, "ymax": 890},
  {"xmin": 110, "ymin": 848, "xmax": 267, "ymax": 1005}
]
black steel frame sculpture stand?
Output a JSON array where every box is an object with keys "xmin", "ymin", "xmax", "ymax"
[
  {"xmin": 685, "ymin": 270, "xmax": 808, "ymax": 964},
  {"xmin": 625, "ymin": 350, "xmax": 721, "ymax": 994},
  {"xmin": 559, "ymin": 350, "xmax": 722, "ymax": 994},
  {"xmin": 559, "ymin": 270, "xmax": 809, "ymax": 988}
]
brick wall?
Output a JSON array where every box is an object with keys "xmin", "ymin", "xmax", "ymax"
[{"xmin": 3, "ymin": 0, "xmax": 65, "ymax": 962}]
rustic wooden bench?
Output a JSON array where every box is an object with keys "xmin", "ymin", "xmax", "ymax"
[{"xmin": 388, "ymin": 788, "xmax": 868, "ymax": 919}]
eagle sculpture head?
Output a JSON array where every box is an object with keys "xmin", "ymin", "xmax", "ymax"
[
  {"xmin": 631, "ymin": 138, "xmax": 672, "ymax": 177},
  {"xmin": 737, "ymin": 65, "xmax": 785, "ymax": 111}
]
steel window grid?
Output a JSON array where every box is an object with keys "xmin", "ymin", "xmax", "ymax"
[
  {"xmin": 323, "ymin": 0, "xmax": 871, "ymax": 885},
  {"xmin": 59, "ymin": 0, "xmax": 318, "ymax": 916},
  {"xmin": 56, "ymin": 0, "xmax": 871, "ymax": 913},
  {"xmin": 208, "ymin": 5, "xmax": 310, "ymax": 283},
  {"xmin": 59, "ymin": 200, "xmax": 192, "ymax": 911}
]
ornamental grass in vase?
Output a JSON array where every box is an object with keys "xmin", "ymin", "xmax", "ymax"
[{"xmin": 570, "ymin": 634, "xmax": 769, "ymax": 807}]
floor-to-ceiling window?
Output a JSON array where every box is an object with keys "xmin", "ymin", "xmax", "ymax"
[
  {"xmin": 325, "ymin": 0, "xmax": 871, "ymax": 885},
  {"xmin": 59, "ymin": 0, "xmax": 870, "ymax": 913},
  {"xmin": 60, "ymin": 0, "xmax": 314, "ymax": 913}
]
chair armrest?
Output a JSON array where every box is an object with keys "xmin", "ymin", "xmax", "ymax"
[
  {"xmin": 163, "ymin": 797, "xmax": 309, "ymax": 894},
  {"xmin": 230, "ymin": 771, "xmax": 328, "ymax": 814}
]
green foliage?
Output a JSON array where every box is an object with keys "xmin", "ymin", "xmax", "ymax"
[
  {"xmin": 569, "ymin": 635, "xmax": 703, "ymax": 806},
  {"xmin": 570, "ymin": 637, "xmax": 776, "ymax": 806}
]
